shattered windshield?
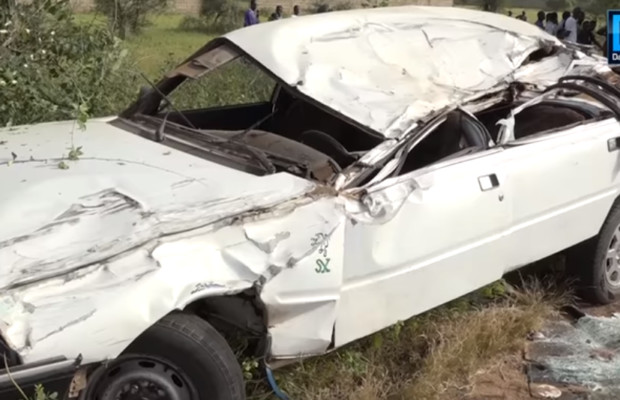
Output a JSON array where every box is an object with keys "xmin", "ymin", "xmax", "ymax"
[{"xmin": 164, "ymin": 44, "xmax": 276, "ymax": 112}]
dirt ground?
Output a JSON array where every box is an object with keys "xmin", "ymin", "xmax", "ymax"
[{"xmin": 452, "ymin": 300, "xmax": 620, "ymax": 400}]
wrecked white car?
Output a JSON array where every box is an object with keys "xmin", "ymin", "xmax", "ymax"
[{"xmin": 2, "ymin": 5, "xmax": 620, "ymax": 400}]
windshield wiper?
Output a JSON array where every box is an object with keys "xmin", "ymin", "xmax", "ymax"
[
  {"xmin": 139, "ymin": 72, "xmax": 196, "ymax": 130},
  {"xmin": 230, "ymin": 107, "xmax": 277, "ymax": 141},
  {"xmin": 136, "ymin": 74, "xmax": 278, "ymax": 173},
  {"xmin": 155, "ymin": 107, "xmax": 170, "ymax": 142},
  {"xmin": 135, "ymin": 114, "xmax": 277, "ymax": 174}
]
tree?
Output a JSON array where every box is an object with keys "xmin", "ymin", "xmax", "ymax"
[
  {"xmin": 583, "ymin": 0, "xmax": 620, "ymax": 17},
  {"xmin": 546, "ymin": 0, "xmax": 570, "ymax": 12},
  {"xmin": 481, "ymin": 0, "xmax": 503, "ymax": 12},
  {"xmin": 0, "ymin": 0, "xmax": 137, "ymax": 126},
  {"xmin": 94, "ymin": 0, "xmax": 169, "ymax": 39}
]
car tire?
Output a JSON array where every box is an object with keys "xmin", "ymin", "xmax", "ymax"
[
  {"xmin": 568, "ymin": 202, "xmax": 620, "ymax": 305},
  {"xmin": 83, "ymin": 312, "xmax": 245, "ymax": 400}
]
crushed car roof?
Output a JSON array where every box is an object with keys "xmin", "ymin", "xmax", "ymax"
[{"xmin": 224, "ymin": 6, "xmax": 561, "ymax": 138}]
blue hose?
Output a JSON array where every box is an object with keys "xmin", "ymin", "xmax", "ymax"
[{"xmin": 265, "ymin": 365, "xmax": 290, "ymax": 400}]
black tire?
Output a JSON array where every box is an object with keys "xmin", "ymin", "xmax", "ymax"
[
  {"xmin": 84, "ymin": 312, "xmax": 245, "ymax": 400},
  {"xmin": 568, "ymin": 202, "xmax": 620, "ymax": 304}
]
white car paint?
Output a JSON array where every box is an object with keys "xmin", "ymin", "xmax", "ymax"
[
  {"xmin": 336, "ymin": 146, "xmax": 512, "ymax": 345},
  {"xmin": 224, "ymin": 5, "xmax": 592, "ymax": 139},
  {"xmin": 0, "ymin": 5, "xmax": 619, "ymax": 383},
  {"xmin": 500, "ymin": 118, "xmax": 620, "ymax": 269},
  {"xmin": 0, "ymin": 119, "xmax": 330, "ymax": 363}
]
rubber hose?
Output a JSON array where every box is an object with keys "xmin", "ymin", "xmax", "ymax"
[{"xmin": 265, "ymin": 366, "xmax": 290, "ymax": 400}]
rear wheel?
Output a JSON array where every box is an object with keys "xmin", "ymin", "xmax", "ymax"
[
  {"xmin": 83, "ymin": 312, "xmax": 245, "ymax": 400},
  {"xmin": 568, "ymin": 203, "xmax": 620, "ymax": 304}
]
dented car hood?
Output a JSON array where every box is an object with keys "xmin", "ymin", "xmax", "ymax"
[
  {"xmin": 0, "ymin": 119, "xmax": 314, "ymax": 291},
  {"xmin": 224, "ymin": 5, "xmax": 566, "ymax": 138}
]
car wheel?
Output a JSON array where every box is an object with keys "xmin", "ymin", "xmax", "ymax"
[
  {"xmin": 569, "ymin": 203, "xmax": 620, "ymax": 305},
  {"xmin": 83, "ymin": 312, "xmax": 245, "ymax": 400}
]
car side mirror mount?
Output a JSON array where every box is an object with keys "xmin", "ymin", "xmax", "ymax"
[{"xmin": 138, "ymin": 86, "xmax": 153, "ymax": 102}]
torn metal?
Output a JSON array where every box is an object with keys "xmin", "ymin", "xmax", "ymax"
[{"xmin": 223, "ymin": 6, "xmax": 605, "ymax": 139}]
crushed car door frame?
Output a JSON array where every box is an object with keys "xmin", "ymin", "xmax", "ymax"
[
  {"xmin": 334, "ymin": 109, "xmax": 513, "ymax": 346},
  {"xmin": 495, "ymin": 76, "xmax": 620, "ymax": 272}
]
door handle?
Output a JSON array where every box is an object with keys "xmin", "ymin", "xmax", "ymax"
[
  {"xmin": 608, "ymin": 137, "xmax": 620, "ymax": 152},
  {"xmin": 478, "ymin": 174, "xmax": 500, "ymax": 191}
]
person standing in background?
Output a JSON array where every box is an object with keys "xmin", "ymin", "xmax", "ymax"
[
  {"xmin": 292, "ymin": 5, "xmax": 300, "ymax": 17},
  {"xmin": 578, "ymin": 20, "xmax": 603, "ymax": 49},
  {"xmin": 244, "ymin": 0, "xmax": 259, "ymax": 27},
  {"xmin": 535, "ymin": 11, "xmax": 545, "ymax": 29},
  {"xmin": 597, "ymin": 24, "xmax": 608, "ymax": 57},
  {"xmin": 576, "ymin": 9, "xmax": 585, "ymax": 27},
  {"xmin": 268, "ymin": 5, "xmax": 283, "ymax": 21},
  {"xmin": 545, "ymin": 12, "xmax": 558, "ymax": 36},
  {"xmin": 516, "ymin": 10, "xmax": 527, "ymax": 21},
  {"xmin": 507, "ymin": 10, "xmax": 513, "ymax": 17},
  {"xmin": 563, "ymin": 7, "xmax": 581, "ymax": 42},
  {"xmin": 557, "ymin": 11, "xmax": 570, "ymax": 38}
]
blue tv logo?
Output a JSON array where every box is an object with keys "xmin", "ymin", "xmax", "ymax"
[{"xmin": 608, "ymin": 10, "xmax": 620, "ymax": 64}]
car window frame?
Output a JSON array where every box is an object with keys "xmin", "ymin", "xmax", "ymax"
[
  {"xmin": 503, "ymin": 115, "xmax": 612, "ymax": 147},
  {"xmin": 497, "ymin": 78, "xmax": 620, "ymax": 146},
  {"xmin": 388, "ymin": 109, "xmax": 494, "ymax": 176},
  {"xmin": 343, "ymin": 108, "xmax": 498, "ymax": 191},
  {"xmin": 163, "ymin": 54, "xmax": 280, "ymax": 114}
]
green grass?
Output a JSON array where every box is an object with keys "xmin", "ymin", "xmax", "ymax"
[
  {"xmin": 126, "ymin": 14, "xmax": 216, "ymax": 77},
  {"xmin": 76, "ymin": 7, "xmax": 603, "ymax": 86},
  {"xmin": 504, "ymin": 7, "xmax": 540, "ymax": 21},
  {"xmin": 75, "ymin": 13, "xmax": 216, "ymax": 78}
]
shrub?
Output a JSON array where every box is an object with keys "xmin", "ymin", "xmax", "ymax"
[
  {"xmin": 178, "ymin": 15, "xmax": 214, "ymax": 32},
  {"xmin": 94, "ymin": 0, "xmax": 169, "ymax": 39},
  {"xmin": 546, "ymin": 0, "xmax": 570, "ymax": 11},
  {"xmin": 361, "ymin": 0, "xmax": 389, "ymax": 7},
  {"xmin": 309, "ymin": 0, "xmax": 354, "ymax": 13},
  {"xmin": 0, "ymin": 0, "xmax": 139, "ymax": 126},
  {"xmin": 481, "ymin": 0, "xmax": 504, "ymax": 12},
  {"xmin": 333, "ymin": 1, "xmax": 355, "ymax": 10},
  {"xmin": 179, "ymin": 0, "xmax": 244, "ymax": 34}
]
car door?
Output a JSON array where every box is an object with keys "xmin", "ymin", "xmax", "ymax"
[
  {"xmin": 498, "ymin": 114, "xmax": 620, "ymax": 271},
  {"xmin": 334, "ymin": 125, "xmax": 512, "ymax": 347}
]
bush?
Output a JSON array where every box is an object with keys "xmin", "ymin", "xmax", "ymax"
[
  {"xmin": 361, "ymin": 0, "xmax": 389, "ymax": 7},
  {"xmin": 546, "ymin": 0, "xmax": 570, "ymax": 11},
  {"xmin": 0, "ymin": 0, "xmax": 139, "ymax": 127},
  {"xmin": 179, "ymin": 0, "xmax": 244, "ymax": 34},
  {"xmin": 309, "ymin": 0, "xmax": 354, "ymax": 13},
  {"xmin": 178, "ymin": 15, "xmax": 214, "ymax": 32},
  {"xmin": 94, "ymin": 0, "xmax": 169, "ymax": 39},
  {"xmin": 481, "ymin": 0, "xmax": 504, "ymax": 12}
]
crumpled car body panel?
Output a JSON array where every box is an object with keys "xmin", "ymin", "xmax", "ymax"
[
  {"xmin": 224, "ymin": 6, "xmax": 568, "ymax": 138},
  {"xmin": 0, "ymin": 119, "xmax": 332, "ymax": 364}
]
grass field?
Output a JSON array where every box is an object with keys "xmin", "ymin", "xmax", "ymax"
[
  {"xmin": 126, "ymin": 15, "xmax": 216, "ymax": 77},
  {"xmin": 75, "ymin": 13, "xmax": 216, "ymax": 77},
  {"xmin": 80, "ymin": 6, "xmax": 605, "ymax": 82}
]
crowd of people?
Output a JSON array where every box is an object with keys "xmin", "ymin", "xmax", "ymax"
[
  {"xmin": 509, "ymin": 7, "xmax": 607, "ymax": 54},
  {"xmin": 243, "ymin": 0, "xmax": 300, "ymax": 27},
  {"xmin": 243, "ymin": 3, "xmax": 608, "ymax": 57}
]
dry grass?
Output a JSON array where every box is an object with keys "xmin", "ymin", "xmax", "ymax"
[
  {"xmin": 402, "ymin": 280, "xmax": 571, "ymax": 399},
  {"xmin": 251, "ymin": 278, "xmax": 572, "ymax": 400}
]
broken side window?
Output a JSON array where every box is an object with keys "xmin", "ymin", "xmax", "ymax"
[
  {"xmin": 394, "ymin": 109, "xmax": 492, "ymax": 176},
  {"xmin": 166, "ymin": 52, "xmax": 277, "ymax": 112},
  {"xmin": 495, "ymin": 77, "xmax": 620, "ymax": 144}
]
